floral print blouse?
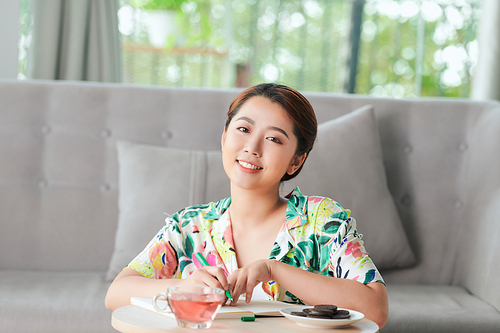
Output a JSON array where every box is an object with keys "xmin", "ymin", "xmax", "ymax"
[{"xmin": 127, "ymin": 188, "xmax": 384, "ymax": 304}]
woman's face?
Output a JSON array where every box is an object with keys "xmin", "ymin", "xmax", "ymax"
[{"xmin": 221, "ymin": 96, "xmax": 305, "ymax": 192}]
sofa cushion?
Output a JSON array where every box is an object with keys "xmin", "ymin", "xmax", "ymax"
[
  {"xmin": 0, "ymin": 271, "xmax": 114, "ymax": 333},
  {"xmin": 385, "ymin": 284, "xmax": 500, "ymax": 333},
  {"xmin": 106, "ymin": 105, "xmax": 415, "ymax": 280},
  {"xmin": 105, "ymin": 141, "xmax": 230, "ymax": 280},
  {"xmin": 285, "ymin": 105, "xmax": 415, "ymax": 269}
]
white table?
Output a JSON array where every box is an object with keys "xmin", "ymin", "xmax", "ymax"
[{"xmin": 112, "ymin": 305, "xmax": 379, "ymax": 333}]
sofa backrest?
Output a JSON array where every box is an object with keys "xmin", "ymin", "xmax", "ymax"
[{"xmin": 1, "ymin": 80, "xmax": 499, "ymax": 311}]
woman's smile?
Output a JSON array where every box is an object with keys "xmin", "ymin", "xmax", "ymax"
[{"xmin": 237, "ymin": 159, "xmax": 263, "ymax": 173}]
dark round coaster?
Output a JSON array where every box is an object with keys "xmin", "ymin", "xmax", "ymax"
[
  {"xmin": 314, "ymin": 304, "xmax": 338, "ymax": 312},
  {"xmin": 290, "ymin": 311, "xmax": 307, "ymax": 317}
]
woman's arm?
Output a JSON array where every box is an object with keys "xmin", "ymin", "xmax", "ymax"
[
  {"xmin": 228, "ymin": 259, "xmax": 388, "ymax": 329},
  {"xmin": 270, "ymin": 260, "xmax": 388, "ymax": 328},
  {"xmin": 105, "ymin": 266, "xmax": 229, "ymax": 311}
]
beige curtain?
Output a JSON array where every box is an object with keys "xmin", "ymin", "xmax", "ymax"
[
  {"xmin": 26, "ymin": 0, "xmax": 122, "ymax": 82},
  {"xmin": 472, "ymin": 0, "xmax": 500, "ymax": 101}
]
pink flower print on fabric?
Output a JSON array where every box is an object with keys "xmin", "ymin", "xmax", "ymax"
[
  {"xmin": 308, "ymin": 196, "xmax": 323, "ymax": 204},
  {"xmin": 193, "ymin": 241, "xmax": 226, "ymax": 276},
  {"xmin": 223, "ymin": 224, "xmax": 235, "ymax": 249},
  {"xmin": 345, "ymin": 241, "xmax": 363, "ymax": 259},
  {"xmin": 149, "ymin": 241, "xmax": 178, "ymax": 279},
  {"xmin": 262, "ymin": 280, "xmax": 280, "ymax": 300},
  {"xmin": 193, "ymin": 242, "xmax": 208, "ymax": 269}
]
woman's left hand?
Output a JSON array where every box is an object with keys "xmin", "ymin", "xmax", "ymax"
[{"xmin": 227, "ymin": 259, "xmax": 274, "ymax": 305}]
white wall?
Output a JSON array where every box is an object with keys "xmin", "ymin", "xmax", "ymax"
[{"xmin": 0, "ymin": 0, "xmax": 21, "ymax": 78}]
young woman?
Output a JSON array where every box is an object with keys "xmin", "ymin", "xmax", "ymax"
[{"xmin": 105, "ymin": 83, "xmax": 388, "ymax": 328}]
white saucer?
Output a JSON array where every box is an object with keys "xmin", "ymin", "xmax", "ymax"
[{"xmin": 280, "ymin": 306, "xmax": 364, "ymax": 329}]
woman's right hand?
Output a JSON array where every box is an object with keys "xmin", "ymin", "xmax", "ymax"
[
  {"xmin": 183, "ymin": 266, "xmax": 229, "ymax": 292},
  {"xmin": 106, "ymin": 266, "xmax": 229, "ymax": 311}
]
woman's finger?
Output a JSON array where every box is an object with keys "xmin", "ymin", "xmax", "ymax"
[
  {"xmin": 206, "ymin": 266, "xmax": 229, "ymax": 290},
  {"xmin": 229, "ymin": 270, "xmax": 245, "ymax": 305},
  {"xmin": 188, "ymin": 268, "xmax": 222, "ymax": 289},
  {"xmin": 244, "ymin": 269, "xmax": 261, "ymax": 303},
  {"xmin": 245, "ymin": 281, "xmax": 254, "ymax": 303}
]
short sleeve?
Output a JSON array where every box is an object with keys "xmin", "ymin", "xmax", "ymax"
[
  {"xmin": 326, "ymin": 201, "xmax": 385, "ymax": 285},
  {"xmin": 126, "ymin": 216, "xmax": 182, "ymax": 279}
]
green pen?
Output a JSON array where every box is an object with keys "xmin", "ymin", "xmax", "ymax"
[{"xmin": 195, "ymin": 252, "xmax": 233, "ymax": 301}]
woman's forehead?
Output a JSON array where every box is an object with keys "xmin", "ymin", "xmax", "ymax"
[{"xmin": 236, "ymin": 96, "xmax": 293, "ymax": 127}]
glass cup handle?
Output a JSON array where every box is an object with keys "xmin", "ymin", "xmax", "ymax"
[{"xmin": 152, "ymin": 292, "xmax": 171, "ymax": 313}]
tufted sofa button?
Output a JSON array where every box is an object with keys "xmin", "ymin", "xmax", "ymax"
[
  {"xmin": 458, "ymin": 142, "xmax": 468, "ymax": 152},
  {"xmin": 403, "ymin": 144, "xmax": 413, "ymax": 154},
  {"xmin": 38, "ymin": 179, "xmax": 48, "ymax": 189},
  {"xmin": 401, "ymin": 196, "xmax": 411, "ymax": 206},
  {"xmin": 41, "ymin": 125, "xmax": 51, "ymax": 135},
  {"xmin": 101, "ymin": 129, "xmax": 112, "ymax": 138},
  {"xmin": 161, "ymin": 130, "xmax": 172, "ymax": 140},
  {"xmin": 454, "ymin": 200, "xmax": 463, "ymax": 209},
  {"xmin": 100, "ymin": 183, "xmax": 111, "ymax": 192}
]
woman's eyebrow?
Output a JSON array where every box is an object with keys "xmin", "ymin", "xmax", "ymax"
[
  {"xmin": 236, "ymin": 116, "xmax": 255, "ymax": 125},
  {"xmin": 268, "ymin": 126, "xmax": 289, "ymax": 139},
  {"xmin": 235, "ymin": 116, "xmax": 289, "ymax": 139}
]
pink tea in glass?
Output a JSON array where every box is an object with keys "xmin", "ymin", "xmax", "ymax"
[{"xmin": 166, "ymin": 286, "xmax": 225, "ymax": 329}]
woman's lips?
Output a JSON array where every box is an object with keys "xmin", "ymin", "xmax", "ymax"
[{"xmin": 237, "ymin": 160, "xmax": 263, "ymax": 173}]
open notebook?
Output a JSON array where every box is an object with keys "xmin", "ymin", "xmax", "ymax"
[{"xmin": 131, "ymin": 297, "xmax": 303, "ymax": 319}]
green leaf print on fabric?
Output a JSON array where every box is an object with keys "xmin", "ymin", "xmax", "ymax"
[
  {"xmin": 184, "ymin": 234, "xmax": 194, "ymax": 259},
  {"xmin": 269, "ymin": 242, "xmax": 281, "ymax": 259},
  {"xmin": 179, "ymin": 258, "xmax": 192, "ymax": 273},
  {"xmin": 183, "ymin": 210, "xmax": 201, "ymax": 220},
  {"xmin": 364, "ymin": 269, "xmax": 376, "ymax": 284},
  {"xmin": 322, "ymin": 220, "xmax": 341, "ymax": 234},
  {"xmin": 171, "ymin": 222, "xmax": 180, "ymax": 234},
  {"xmin": 331, "ymin": 210, "xmax": 349, "ymax": 220},
  {"xmin": 282, "ymin": 252, "xmax": 295, "ymax": 266},
  {"xmin": 286, "ymin": 194, "xmax": 307, "ymax": 221},
  {"xmin": 309, "ymin": 235, "xmax": 331, "ymax": 273},
  {"xmin": 295, "ymin": 240, "xmax": 314, "ymax": 269}
]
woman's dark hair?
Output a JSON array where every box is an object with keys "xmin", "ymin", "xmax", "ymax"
[{"xmin": 225, "ymin": 83, "xmax": 317, "ymax": 182}]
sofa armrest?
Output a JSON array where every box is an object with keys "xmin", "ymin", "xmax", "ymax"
[{"xmin": 454, "ymin": 103, "xmax": 500, "ymax": 312}]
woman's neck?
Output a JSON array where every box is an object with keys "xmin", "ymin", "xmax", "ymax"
[{"xmin": 228, "ymin": 184, "xmax": 287, "ymax": 229}]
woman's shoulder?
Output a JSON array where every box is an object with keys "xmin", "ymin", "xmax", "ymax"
[
  {"xmin": 289, "ymin": 187, "xmax": 349, "ymax": 216},
  {"xmin": 168, "ymin": 197, "xmax": 231, "ymax": 223}
]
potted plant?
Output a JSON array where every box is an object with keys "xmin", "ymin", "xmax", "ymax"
[{"xmin": 131, "ymin": 0, "xmax": 188, "ymax": 48}]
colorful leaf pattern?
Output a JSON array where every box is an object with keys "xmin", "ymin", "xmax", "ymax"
[{"xmin": 127, "ymin": 188, "xmax": 384, "ymax": 303}]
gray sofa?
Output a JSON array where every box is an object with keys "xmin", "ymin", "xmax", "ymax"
[{"xmin": 1, "ymin": 79, "xmax": 499, "ymax": 332}]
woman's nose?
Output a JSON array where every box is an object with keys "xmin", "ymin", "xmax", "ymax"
[{"xmin": 244, "ymin": 138, "xmax": 261, "ymax": 156}]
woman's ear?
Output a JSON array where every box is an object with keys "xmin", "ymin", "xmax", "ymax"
[
  {"xmin": 221, "ymin": 130, "xmax": 227, "ymax": 151},
  {"xmin": 287, "ymin": 153, "xmax": 307, "ymax": 175}
]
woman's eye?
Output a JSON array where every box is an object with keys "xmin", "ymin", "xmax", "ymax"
[
  {"xmin": 237, "ymin": 127, "xmax": 249, "ymax": 133},
  {"xmin": 267, "ymin": 137, "xmax": 283, "ymax": 144}
]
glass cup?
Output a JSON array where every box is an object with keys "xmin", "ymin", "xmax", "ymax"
[{"xmin": 153, "ymin": 285, "xmax": 225, "ymax": 329}]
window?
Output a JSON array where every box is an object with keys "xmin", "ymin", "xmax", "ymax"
[
  {"xmin": 356, "ymin": 0, "xmax": 481, "ymax": 98},
  {"xmin": 19, "ymin": 0, "xmax": 481, "ymax": 98}
]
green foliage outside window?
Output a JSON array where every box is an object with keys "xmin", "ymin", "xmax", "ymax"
[
  {"xmin": 18, "ymin": 0, "xmax": 482, "ymax": 98},
  {"xmin": 356, "ymin": 0, "xmax": 480, "ymax": 98}
]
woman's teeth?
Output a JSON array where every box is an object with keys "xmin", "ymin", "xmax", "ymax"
[{"xmin": 238, "ymin": 160, "xmax": 262, "ymax": 170}]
